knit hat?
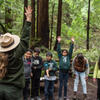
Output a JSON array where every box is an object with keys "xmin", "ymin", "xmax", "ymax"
[
  {"xmin": 34, "ymin": 47, "xmax": 40, "ymax": 53},
  {"xmin": 46, "ymin": 52, "xmax": 52, "ymax": 57}
]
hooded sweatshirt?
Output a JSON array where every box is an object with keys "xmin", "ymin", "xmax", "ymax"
[
  {"xmin": 23, "ymin": 57, "xmax": 32, "ymax": 79},
  {"xmin": 57, "ymin": 42, "xmax": 74, "ymax": 71}
]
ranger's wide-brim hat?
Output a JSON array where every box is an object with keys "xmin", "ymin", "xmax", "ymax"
[{"xmin": 0, "ymin": 33, "xmax": 20, "ymax": 52}]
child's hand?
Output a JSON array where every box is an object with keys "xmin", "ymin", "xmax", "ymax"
[
  {"xmin": 57, "ymin": 36, "xmax": 61, "ymax": 43},
  {"xmin": 48, "ymin": 68, "xmax": 52, "ymax": 71},
  {"xmin": 71, "ymin": 37, "xmax": 75, "ymax": 43},
  {"xmin": 73, "ymin": 74, "xmax": 76, "ymax": 79},
  {"xmin": 31, "ymin": 73, "xmax": 33, "ymax": 77},
  {"xmin": 93, "ymin": 78, "xmax": 96, "ymax": 83},
  {"xmin": 85, "ymin": 76, "xmax": 88, "ymax": 81},
  {"xmin": 47, "ymin": 73, "xmax": 50, "ymax": 77},
  {"xmin": 46, "ymin": 70, "xmax": 50, "ymax": 77},
  {"xmin": 34, "ymin": 67, "xmax": 37, "ymax": 69}
]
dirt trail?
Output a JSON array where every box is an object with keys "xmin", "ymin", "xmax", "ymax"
[{"xmin": 40, "ymin": 77, "xmax": 97, "ymax": 100}]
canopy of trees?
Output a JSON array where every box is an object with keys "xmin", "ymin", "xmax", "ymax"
[{"xmin": 0, "ymin": 0, "xmax": 100, "ymax": 62}]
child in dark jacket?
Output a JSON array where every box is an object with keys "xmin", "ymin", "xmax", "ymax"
[
  {"xmin": 44, "ymin": 52, "xmax": 58, "ymax": 100},
  {"xmin": 23, "ymin": 50, "xmax": 32, "ymax": 100},
  {"xmin": 57, "ymin": 36, "xmax": 74, "ymax": 100},
  {"xmin": 31, "ymin": 47, "xmax": 42, "ymax": 100}
]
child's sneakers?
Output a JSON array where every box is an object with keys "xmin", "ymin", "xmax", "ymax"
[
  {"xmin": 31, "ymin": 98, "xmax": 35, "ymax": 100},
  {"xmin": 64, "ymin": 97, "xmax": 69, "ymax": 100},
  {"xmin": 58, "ymin": 97, "xmax": 63, "ymax": 100},
  {"xmin": 83, "ymin": 94, "xmax": 87, "ymax": 100},
  {"xmin": 58, "ymin": 97, "xmax": 69, "ymax": 100},
  {"xmin": 73, "ymin": 92, "xmax": 77, "ymax": 100},
  {"xmin": 36, "ymin": 96, "xmax": 41, "ymax": 100}
]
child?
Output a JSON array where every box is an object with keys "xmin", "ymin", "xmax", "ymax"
[
  {"xmin": 44, "ymin": 52, "xmax": 58, "ymax": 100},
  {"xmin": 57, "ymin": 36, "xmax": 74, "ymax": 100},
  {"xmin": 72, "ymin": 53, "xmax": 89, "ymax": 100},
  {"xmin": 0, "ymin": 6, "xmax": 32, "ymax": 100},
  {"xmin": 23, "ymin": 49, "xmax": 32, "ymax": 100},
  {"xmin": 93, "ymin": 57, "xmax": 100, "ymax": 100},
  {"xmin": 31, "ymin": 47, "xmax": 42, "ymax": 100}
]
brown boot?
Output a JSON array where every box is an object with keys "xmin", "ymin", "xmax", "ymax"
[
  {"xmin": 83, "ymin": 94, "xmax": 87, "ymax": 100},
  {"xmin": 73, "ymin": 92, "xmax": 77, "ymax": 100}
]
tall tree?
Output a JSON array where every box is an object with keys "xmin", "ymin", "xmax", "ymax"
[
  {"xmin": 50, "ymin": 3, "xmax": 55, "ymax": 50},
  {"xmin": 31, "ymin": 0, "xmax": 35, "ymax": 44},
  {"xmin": 30, "ymin": 0, "xmax": 35, "ymax": 48},
  {"xmin": 0, "ymin": 23, "xmax": 7, "ymax": 33},
  {"xmin": 87, "ymin": 0, "xmax": 91, "ymax": 50},
  {"xmin": 23, "ymin": 0, "xmax": 28, "ymax": 27},
  {"xmin": 37, "ymin": 0, "xmax": 49, "ymax": 48},
  {"xmin": 54, "ymin": 0, "xmax": 62, "ymax": 50},
  {"xmin": 5, "ymin": 1, "xmax": 12, "ymax": 32},
  {"xmin": 37, "ymin": 0, "xmax": 39, "ymax": 37}
]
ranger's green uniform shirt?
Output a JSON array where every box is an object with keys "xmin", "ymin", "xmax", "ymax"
[{"xmin": 0, "ymin": 21, "xmax": 31, "ymax": 89}]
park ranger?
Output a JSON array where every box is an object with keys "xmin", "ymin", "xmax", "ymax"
[{"xmin": 0, "ymin": 6, "xmax": 32, "ymax": 100}]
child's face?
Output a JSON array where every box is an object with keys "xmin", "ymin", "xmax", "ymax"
[
  {"xmin": 34, "ymin": 52, "xmax": 39, "ymax": 57},
  {"xmin": 62, "ymin": 51, "xmax": 68, "ymax": 56},
  {"xmin": 25, "ymin": 51, "xmax": 32, "ymax": 59},
  {"xmin": 46, "ymin": 56, "xmax": 52, "ymax": 61}
]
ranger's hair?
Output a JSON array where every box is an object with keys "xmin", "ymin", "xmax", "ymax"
[{"xmin": 0, "ymin": 52, "xmax": 8, "ymax": 79}]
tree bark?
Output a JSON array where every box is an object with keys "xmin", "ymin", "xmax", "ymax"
[
  {"xmin": 50, "ymin": 3, "xmax": 55, "ymax": 50},
  {"xmin": 23, "ymin": 0, "xmax": 28, "ymax": 27},
  {"xmin": 5, "ymin": 1, "xmax": 13, "ymax": 32},
  {"xmin": 38, "ymin": 0, "xmax": 49, "ymax": 48},
  {"xmin": 87, "ymin": 0, "xmax": 91, "ymax": 50},
  {"xmin": 37, "ymin": 0, "xmax": 39, "ymax": 37},
  {"xmin": 0, "ymin": 23, "xmax": 7, "ymax": 33},
  {"xmin": 29, "ymin": 0, "xmax": 35, "ymax": 48},
  {"xmin": 31, "ymin": 0, "xmax": 35, "ymax": 38},
  {"xmin": 54, "ymin": 0, "xmax": 62, "ymax": 50}
]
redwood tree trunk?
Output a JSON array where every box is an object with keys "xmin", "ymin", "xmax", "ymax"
[
  {"xmin": 50, "ymin": 3, "xmax": 55, "ymax": 50},
  {"xmin": 5, "ymin": 1, "xmax": 12, "ymax": 32},
  {"xmin": 31, "ymin": 0, "xmax": 35, "ymax": 38},
  {"xmin": 54, "ymin": 0, "xmax": 62, "ymax": 50},
  {"xmin": 37, "ymin": 0, "xmax": 39, "ymax": 37},
  {"xmin": 87, "ymin": 0, "xmax": 90, "ymax": 50},
  {"xmin": 30, "ymin": 0, "xmax": 35, "ymax": 48},
  {"xmin": 38, "ymin": 0, "xmax": 49, "ymax": 48},
  {"xmin": 23, "ymin": 0, "xmax": 28, "ymax": 27}
]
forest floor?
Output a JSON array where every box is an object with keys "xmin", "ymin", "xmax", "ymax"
[{"xmin": 40, "ymin": 76, "xmax": 97, "ymax": 100}]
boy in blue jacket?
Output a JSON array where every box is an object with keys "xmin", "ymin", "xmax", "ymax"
[
  {"xmin": 44, "ymin": 52, "xmax": 58, "ymax": 100},
  {"xmin": 57, "ymin": 36, "xmax": 74, "ymax": 100}
]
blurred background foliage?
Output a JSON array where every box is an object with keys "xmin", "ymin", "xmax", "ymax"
[{"xmin": 0, "ymin": 0, "xmax": 100, "ymax": 64}]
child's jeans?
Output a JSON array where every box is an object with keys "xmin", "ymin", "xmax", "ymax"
[
  {"xmin": 58, "ymin": 71, "xmax": 69, "ymax": 98},
  {"xmin": 74, "ymin": 71, "xmax": 87, "ymax": 94},
  {"xmin": 44, "ymin": 80, "xmax": 55, "ymax": 100},
  {"xmin": 31, "ymin": 69, "xmax": 41, "ymax": 98},
  {"xmin": 23, "ymin": 78, "xmax": 30, "ymax": 100}
]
